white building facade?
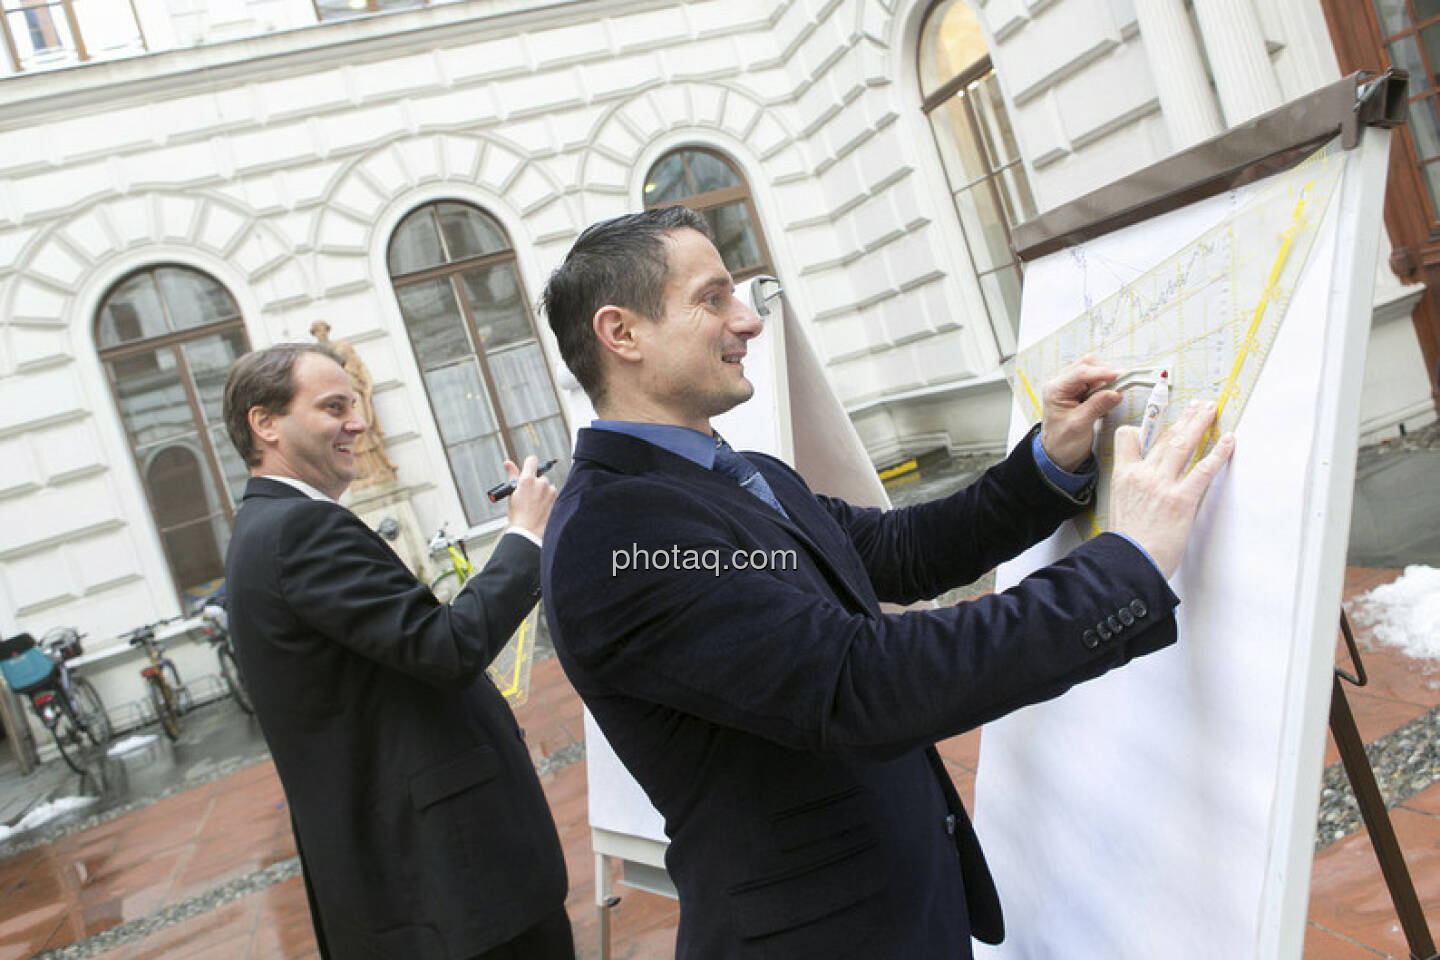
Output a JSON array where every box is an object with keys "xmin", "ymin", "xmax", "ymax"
[{"xmin": 0, "ymin": 0, "xmax": 1433, "ymax": 704}]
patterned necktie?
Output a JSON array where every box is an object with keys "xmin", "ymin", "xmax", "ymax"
[{"xmin": 711, "ymin": 437, "xmax": 789, "ymax": 518}]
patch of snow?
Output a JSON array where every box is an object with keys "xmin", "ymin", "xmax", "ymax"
[
  {"xmin": 0, "ymin": 794, "xmax": 96, "ymax": 844},
  {"xmin": 1348, "ymin": 565, "xmax": 1440, "ymax": 661},
  {"xmin": 106, "ymin": 734, "xmax": 157, "ymax": 757}
]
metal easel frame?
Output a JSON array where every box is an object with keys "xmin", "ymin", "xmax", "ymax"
[{"xmin": 1331, "ymin": 612, "xmax": 1438, "ymax": 960}]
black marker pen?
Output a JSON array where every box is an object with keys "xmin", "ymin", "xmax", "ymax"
[{"xmin": 487, "ymin": 458, "xmax": 559, "ymax": 502}]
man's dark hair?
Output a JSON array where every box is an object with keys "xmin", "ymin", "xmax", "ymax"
[
  {"xmin": 223, "ymin": 342, "xmax": 344, "ymax": 467},
  {"xmin": 540, "ymin": 206, "xmax": 711, "ymax": 406}
]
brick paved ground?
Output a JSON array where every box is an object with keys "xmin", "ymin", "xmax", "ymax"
[{"xmin": 1, "ymin": 566, "xmax": 1436, "ymax": 959}]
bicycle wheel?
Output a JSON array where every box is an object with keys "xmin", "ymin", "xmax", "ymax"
[
  {"xmin": 429, "ymin": 569, "xmax": 463, "ymax": 603},
  {"xmin": 148, "ymin": 678, "xmax": 181, "ymax": 741},
  {"xmin": 69, "ymin": 677, "xmax": 111, "ymax": 747},
  {"xmin": 217, "ymin": 645, "xmax": 255, "ymax": 715},
  {"xmin": 49, "ymin": 701, "xmax": 86, "ymax": 774},
  {"xmin": 161, "ymin": 661, "xmax": 191, "ymax": 715}
]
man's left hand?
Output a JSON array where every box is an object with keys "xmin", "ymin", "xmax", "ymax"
[{"xmin": 1038, "ymin": 353, "xmax": 1124, "ymax": 471}]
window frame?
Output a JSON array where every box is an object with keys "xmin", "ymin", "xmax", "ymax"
[
  {"xmin": 94, "ymin": 265, "xmax": 249, "ymax": 603},
  {"xmin": 387, "ymin": 200, "xmax": 566, "ymax": 527}
]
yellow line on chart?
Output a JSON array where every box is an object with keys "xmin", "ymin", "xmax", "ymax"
[
  {"xmin": 1200, "ymin": 183, "xmax": 1311, "ymax": 451},
  {"xmin": 1016, "ymin": 369, "xmax": 1043, "ymax": 421}
]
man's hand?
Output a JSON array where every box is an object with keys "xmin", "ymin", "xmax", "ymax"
[
  {"xmin": 505, "ymin": 455, "xmax": 558, "ymax": 540},
  {"xmin": 1109, "ymin": 400, "xmax": 1235, "ymax": 577},
  {"xmin": 1039, "ymin": 354, "xmax": 1125, "ymax": 471}
]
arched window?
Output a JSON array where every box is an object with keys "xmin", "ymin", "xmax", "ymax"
[
  {"xmin": 642, "ymin": 147, "xmax": 774, "ymax": 282},
  {"xmin": 388, "ymin": 201, "xmax": 568, "ymax": 525},
  {"xmin": 919, "ymin": 0, "xmax": 1036, "ymax": 355},
  {"xmin": 96, "ymin": 265, "xmax": 250, "ymax": 604}
]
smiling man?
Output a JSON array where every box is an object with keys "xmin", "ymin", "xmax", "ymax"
[
  {"xmin": 539, "ymin": 206, "xmax": 1234, "ymax": 959},
  {"xmin": 221, "ymin": 343, "xmax": 573, "ymax": 960}
]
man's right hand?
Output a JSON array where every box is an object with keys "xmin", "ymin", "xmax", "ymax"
[
  {"xmin": 505, "ymin": 455, "xmax": 558, "ymax": 541},
  {"xmin": 1109, "ymin": 400, "xmax": 1235, "ymax": 578}
]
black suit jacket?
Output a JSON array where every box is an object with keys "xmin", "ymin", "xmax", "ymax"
[
  {"xmin": 225, "ymin": 478, "xmax": 567, "ymax": 960},
  {"xmin": 542, "ymin": 427, "xmax": 1180, "ymax": 960}
]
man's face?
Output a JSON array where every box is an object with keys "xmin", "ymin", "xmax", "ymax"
[
  {"xmin": 262, "ymin": 353, "xmax": 366, "ymax": 499},
  {"xmin": 633, "ymin": 228, "xmax": 764, "ymax": 431}
]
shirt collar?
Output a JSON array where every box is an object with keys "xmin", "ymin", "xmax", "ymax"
[
  {"xmin": 261, "ymin": 475, "xmax": 335, "ymax": 502},
  {"xmin": 589, "ymin": 420, "xmax": 717, "ymax": 469}
]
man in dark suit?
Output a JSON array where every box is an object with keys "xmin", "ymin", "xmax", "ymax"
[
  {"xmin": 221, "ymin": 343, "xmax": 573, "ymax": 960},
  {"xmin": 538, "ymin": 207, "xmax": 1235, "ymax": 959}
]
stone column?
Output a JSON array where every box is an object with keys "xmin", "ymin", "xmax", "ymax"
[
  {"xmin": 1134, "ymin": 0, "xmax": 1225, "ymax": 150},
  {"xmin": 1192, "ymin": 0, "xmax": 1284, "ymax": 126}
]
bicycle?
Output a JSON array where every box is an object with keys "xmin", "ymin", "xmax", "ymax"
[
  {"xmin": 425, "ymin": 523, "xmax": 538, "ymax": 704},
  {"xmin": 123, "ymin": 619, "xmax": 191, "ymax": 741},
  {"xmin": 199, "ymin": 599, "xmax": 253, "ymax": 715},
  {"xmin": 0, "ymin": 627, "xmax": 111, "ymax": 773},
  {"xmin": 427, "ymin": 523, "xmax": 475, "ymax": 603}
]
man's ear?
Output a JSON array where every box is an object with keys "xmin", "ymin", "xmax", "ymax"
[
  {"xmin": 592, "ymin": 305, "xmax": 644, "ymax": 364},
  {"xmin": 247, "ymin": 405, "xmax": 281, "ymax": 448}
]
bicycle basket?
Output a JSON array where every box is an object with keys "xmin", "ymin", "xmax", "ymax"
[{"xmin": 0, "ymin": 635, "xmax": 56, "ymax": 694}]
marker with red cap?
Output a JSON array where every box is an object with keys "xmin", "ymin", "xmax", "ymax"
[{"xmin": 1138, "ymin": 370, "xmax": 1169, "ymax": 457}]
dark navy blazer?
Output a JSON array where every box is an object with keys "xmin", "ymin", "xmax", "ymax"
[
  {"xmin": 226, "ymin": 478, "xmax": 568, "ymax": 960},
  {"xmin": 543, "ymin": 427, "xmax": 1179, "ymax": 960}
]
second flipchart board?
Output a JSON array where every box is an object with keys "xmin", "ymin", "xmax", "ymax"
[
  {"xmin": 974, "ymin": 83, "xmax": 1396, "ymax": 959},
  {"xmin": 552, "ymin": 275, "xmax": 892, "ymax": 895}
]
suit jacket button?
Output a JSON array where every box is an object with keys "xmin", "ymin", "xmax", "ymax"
[
  {"xmin": 1129, "ymin": 599, "xmax": 1148, "ymax": 618},
  {"xmin": 1082, "ymin": 629, "xmax": 1099, "ymax": 649},
  {"xmin": 1107, "ymin": 614, "xmax": 1123, "ymax": 633},
  {"xmin": 1118, "ymin": 607, "xmax": 1135, "ymax": 627}
]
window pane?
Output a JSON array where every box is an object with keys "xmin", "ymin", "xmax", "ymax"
[
  {"xmin": 1419, "ymin": 0, "xmax": 1440, "ymax": 24},
  {"xmin": 69, "ymin": 0, "xmax": 143, "ymax": 60},
  {"xmin": 397, "ymin": 277, "xmax": 472, "ymax": 367},
  {"xmin": 157, "ymin": 267, "xmax": 238, "ymax": 331},
  {"xmin": 460, "ymin": 263, "xmax": 532, "ymax": 350},
  {"xmin": 997, "ymin": 162, "xmax": 1038, "ymax": 226},
  {"xmin": 918, "ymin": 0, "xmax": 988, "ymax": 95},
  {"xmin": 160, "ymin": 517, "xmax": 226, "ymax": 598},
  {"xmin": 952, "ymin": 183, "xmax": 1012, "ymax": 273},
  {"xmin": 1422, "ymin": 21, "xmax": 1440, "ymax": 86},
  {"xmin": 508, "ymin": 414, "xmax": 570, "ymax": 486},
  {"xmin": 488, "ymin": 342, "xmax": 560, "ymax": 425},
  {"xmin": 436, "ymin": 202, "xmax": 507, "ymax": 262},
  {"xmin": 703, "ymin": 202, "xmax": 764, "ymax": 274},
  {"xmin": 314, "ymin": 0, "xmax": 372, "ymax": 20},
  {"xmin": 145, "ymin": 445, "xmax": 225, "ymax": 595},
  {"xmin": 686, "ymin": 151, "xmax": 740, "ymax": 193},
  {"xmin": 108, "ymin": 348, "xmax": 195, "ymax": 448},
  {"xmin": 929, "ymin": 96, "xmax": 990, "ymax": 186},
  {"xmin": 979, "ymin": 265, "xmax": 1022, "ymax": 337},
  {"xmin": 98, "ymin": 272, "xmax": 168, "ymax": 347},
  {"xmin": 388, "ymin": 207, "xmax": 446, "ymax": 275},
  {"xmin": 424, "ymin": 359, "xmax": 497, "ymax": 444},
  {"xmin": 1424, "ymin": 159, "xmax": 1440, "ymax": 219},
  {"xmin": 209, "ymin": 424, "xmax": 249, "ymax": 507},
  {"xmin": 1413, "ymin": 97, "xmax": 1440, "ymax": 162},
  {"xmin": 1389, "ymin": 36, "xmax": 1429, "ymax": 97},
  {"xmin": 447, "ymin": 436, "xmax": 507, "ymax": 524},
  {"xmin": 644, "ymin": 153, "xmax": 688, "ymax": 205},
  {"xmin": 1374, "ymin": 0, "xmax": 1412, "ymax": 36},
  {"xmin": 973, "ymin": 73, "xmax": 1021, "ymax": 168},
  {"xmin": 181, "ymin": 328, "xmax": 247, "ymax": 425}
]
